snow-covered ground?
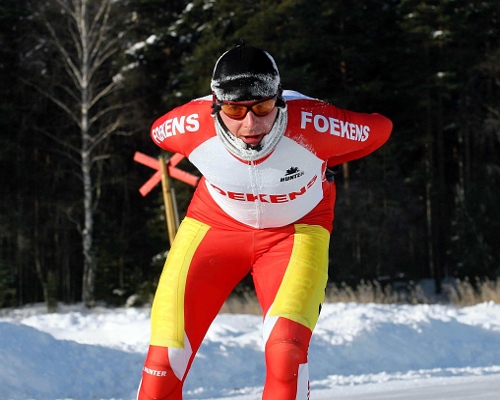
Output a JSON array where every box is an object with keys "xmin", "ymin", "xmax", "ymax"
[{"xmin": 1, "ymin": 301, "xmax": 500, "ymax": 400}]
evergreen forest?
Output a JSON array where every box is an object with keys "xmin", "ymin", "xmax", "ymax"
[{"xmin": 1, "ymin": 0, "xmax": 499, "ymax": 309}]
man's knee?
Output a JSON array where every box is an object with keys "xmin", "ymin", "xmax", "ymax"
[
  {"xmin": 138, "ymin": 373, "xmax": 181, "ymax": 400},
  {"xmin": 138, "ymin": 346, "xmax": 183, "ymax": 400},
  {"xmin": 265, "ymin": 338, "xmax": 308, "ymax": 382},
  {"xmin": 264, "ymin": 317, "xmax": 312, "ymax": 382}
]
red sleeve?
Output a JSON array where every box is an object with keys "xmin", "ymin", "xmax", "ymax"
[
  {"xmin": 285, "ymin": 99, "xmax": 392, "ymax": 166},
  {"xmin": 150, "ymin": 98, "xmax": 216, "ymax": 157}
]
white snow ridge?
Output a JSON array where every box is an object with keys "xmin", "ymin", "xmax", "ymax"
[{"xmin": 1, "ymin": 302, "xmax": 500, "ymax": 399}]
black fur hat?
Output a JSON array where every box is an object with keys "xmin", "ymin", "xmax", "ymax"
[{"xmin": 211, "ymin": 41, "xmax": 281, "ymax": 102}]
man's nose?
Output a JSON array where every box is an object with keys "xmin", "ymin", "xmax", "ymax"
[{"xmin": 243, "ymin": 109, "xmax": 258, "ymax": 126}]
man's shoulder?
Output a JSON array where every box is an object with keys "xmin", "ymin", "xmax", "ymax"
[
  {"xmin": 163, "ymin": 95, "xmax": 213, "ymax": 119},
  {"xmin": 282, "ymin": 90, "xmax": 329, "ymax": 108},
  {"xmin": 192, "ymin": 94, "xmax": 213, "ymax": 102},
  {"xmin": 282, "ymin": 90, "xmax": 316, "ymax": 101}
]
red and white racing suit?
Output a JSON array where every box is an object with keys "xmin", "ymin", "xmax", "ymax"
[{"xmin": 138, "ymin": 91, "xmax": 392, "ymax": 399}]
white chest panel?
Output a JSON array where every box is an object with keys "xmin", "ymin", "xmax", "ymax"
[{"xmin": 189, "ymin": 136, "xmax": 325, "ymax": 228}]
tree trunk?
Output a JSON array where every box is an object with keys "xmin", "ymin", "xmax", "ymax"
[
  {"xmin": 81, "ymin": 144, "xmax": 96, "ymax": 307},
  {"xmin": 79, "ymin": 0, "xmax": 96, "ymax": 308}
]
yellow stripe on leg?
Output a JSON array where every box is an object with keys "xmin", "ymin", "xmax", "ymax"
[
  {"xmin": 150, "ymin": 217, "xmax": 210, "ymax": 348},
  {"xmin": 269, "ymin": 224, "xmax": 329, "ymax": 330}
]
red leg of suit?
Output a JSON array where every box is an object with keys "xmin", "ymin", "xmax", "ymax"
[
  {"xmin": 252, "ymin": 226, "xmax": 324, "ymax": 400},
  {"xmin": 138, "ymin": 219, "xmax": 255, "ymax": 399}
]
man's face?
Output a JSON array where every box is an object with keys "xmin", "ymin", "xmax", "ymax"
[{"xmin": 218, "ymin": 97, "xmax": 279, "ymax": 146}]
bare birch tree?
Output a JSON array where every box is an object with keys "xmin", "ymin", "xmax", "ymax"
[{"xmin": 31, "ymin": 0, "xmax": 129, "ymax": 307}]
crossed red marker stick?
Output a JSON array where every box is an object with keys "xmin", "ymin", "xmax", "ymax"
[
  {"xmin": 134, "ymin": 151, "xmax": 199, "ymax": 245},
  {"xmin": 133, "ymin": 152, "xmax": 199, "ymax": 196}
]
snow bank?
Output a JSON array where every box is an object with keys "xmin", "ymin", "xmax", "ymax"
[{"xmin": 1, "ymin": 302, "xmax": 500, "ymax": 399}]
